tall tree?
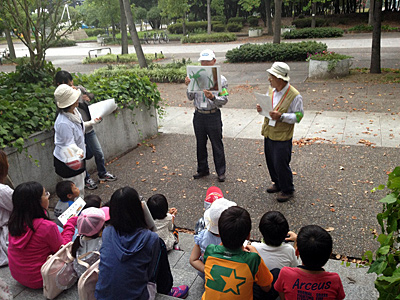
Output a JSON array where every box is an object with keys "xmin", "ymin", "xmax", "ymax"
[
  {"xmin": 370, "ymin": 0, "xmax": 382, "ymax": 73},
  {"xmin": 159, "ymin": 0, "xmax": 189, "ymax": 35},
  {"xmin": 119, "ymin": 0, "xmax": 128, "ymax": 54},
  {"xmin": 207, "ymin": 0, "xmax": 211, "ymax": 34},
  {"xmin": 273, "ymin": 0, "xmax": 282, "ymax": 43},
  {"xmin": 2, "ymin": 0, "xmax": 79, "ymax": 72},
  {"xmin": 121, "ymin": 0, "xmax": 147, "ymax": 67},
  {"xmin": 265, "ymin": 0, "xmax": 273, "ymax": 35}
]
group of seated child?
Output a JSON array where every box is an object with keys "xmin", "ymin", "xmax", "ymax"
[{"xmin": 190, "ymin": 186, "xmax": 346, "ymax": 300}]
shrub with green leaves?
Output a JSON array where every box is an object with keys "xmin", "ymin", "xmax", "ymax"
[
  {"xmin": 348, "ymin": 24, "xmax": 399, "ymax": 32},
  {"xmin": 83, "ymin": 53, "xmax": 164, "ymax": 64},
  {"xmin": 48, "ymin": 38, "xmax": 76, "ymax": 47},
  {"xmin": 84, "ymin": 28, "xmax": 106, "ymax": 37},
  {"xmin": 364, "ymin": 167, "xmax": 400, "ymax": 300},
  {"xmin": 168, "ymin": 21, "xmax": 222, "ymax": 34},
  {"xmin": 227, "ymin": 22, "xmax": 243, "ymax": 32},
  {"xmin": 248, "ymin": 16, "xmax": 259, "ymax": 27},
  {"xmin": 212, "ymin": 16, "xmax": 226, "ymax": 24},
  {"xmin": 282, "ymin": 27, "xmax": 344, "ymax": 39},
  {"xmin": 225, "ymin": 41, "xmax": 327, "ymax": 63},
  {"xmin": 181, "ymin": 33, "xmax": 236, "ymax": 44},
  {"xmin": 213, "ymin": 24, "xmax": 226, "ymax": 32},
  {"xmin": 306, "ymin": 51, "xmax": 352, "ymax": 71},
  {"xmin": 292, "ymin": 17, "xmax": 327, "ymax": 28},
  {"xmin": 228, "ymin": 17, "xmax": 245, "ymax": 25}
]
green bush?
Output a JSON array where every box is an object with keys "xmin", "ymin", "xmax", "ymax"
[
  {"xmin": 248, "ymin": 16, "xmax": 259, "ymax": 27},
  {"xmin": 227, "ymin": 22, "xmax": 243, "ymax": 32},
  {"xmin": 84, "ymin": 28, "xmax": 106, "ymax": 37},
  {"xmin": 168, "ymin": 21, "xmax": 221, "ymax": 34},
  {"xmin": 348, "ymin": 24, "xmax": 399, "ymax": 32},
  {"xmin": 0, "ymin": 61, "xmax": 163, "ymax": 149},
  {"xmin": 181, "ymin": 33, "xmax": 237, "ymax": 43},
  {"xmin": 212, "ymin": 16, "xmax": 226, "ymax": 24},
  {"xmin": 282, "ymin": 27, "xmax": 344, "ymax": 39},
  {"xmin": 225, "ymin": 41, "xmax": 327, "ymax": 63},
  {"xmin": 228, "ymin": 17, "xmax": 245, "ymax": 25},
  {"xmin": 292, "ymin": 17, "xmax": 327, "ymax": 28},
  {"xmin": 213, "ymin": 24, "xmax": 226, "ymax": 32},
  {"xmin": 48, "ymin": 38, "xmax": 76, "ymax": 47},
  {"xmin": 83, "ymin": 53, "xmax": 164, "ymax": 64}
]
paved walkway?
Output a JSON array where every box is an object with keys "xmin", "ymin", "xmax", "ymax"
[{"xmin": 160, "ymin": 108, "xmax": 400, "ymax": 148}]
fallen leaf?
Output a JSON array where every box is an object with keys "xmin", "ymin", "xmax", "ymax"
[
  {"xmin": 330, "ymin": 208, "xmax": 336, "ymax": 212},
  {"xmin": 325, "ymin": 227, "xmax": 334, "ymax": 232}
]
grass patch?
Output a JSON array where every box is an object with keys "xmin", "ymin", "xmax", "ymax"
[{"xmin": 83, "ymin": 52, "xmax": 164, "ymax": 64}]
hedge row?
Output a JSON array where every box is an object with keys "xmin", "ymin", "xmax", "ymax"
[
  {"xmin": 84, "ymin": 28, "xmax": 106, "ymax": 37},
  {"xmin": 83, "ymin": 53, "xmax": 164, "ymax": 64},
  {"xmin": 282, "ymin": 27, "xmax": 344, "ymax": 39},
  {"xmin": 225, "ymin": 41, "xmax": 328, "ymax": 63},
  {"xmin": 292, "ymin": 17, "xmax": 328, "ymax": 28},
  {"xmin": 181, "ymin": 33, "xmax": 237, "ymax": 43},
  {"xmin": 168, "ymin": 21, "xmax": 222, "ymax": 34}
]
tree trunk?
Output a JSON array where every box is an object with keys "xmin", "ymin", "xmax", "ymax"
[
  {"xmin": 119, "ymin": 0, "xmax": 128, "ymax": 54},
  {"xmin": 4, "ymin": 28, "xmax": 16, "ymax": 59},
  {"xmin": 182, "ymin": 13, "xmax": 187, "ymax": 36},
  {"xmin": 207, "ymin": 0, "xmax": 211, "ymax": 34},
  {"xmin": 273, "ymin": 0, "xmax": 282, "ymax": 43},
  {"xmin": 370, "ymin": 0, "xmax": 382, "ymax": 73},
  {"xmin": 122, "ymin": 0, "xmax": 147, "ymax": 68},
  {"xmin": 311, "ymin": 1, "xmax": 316, "ymax": 28},
  {"xmin": 368, "ymin": 1, "xmax": 374, "ymax": 25},
  {"xmin": 265, "ymin": 0, "xmax": 273, "ymax": 35}
]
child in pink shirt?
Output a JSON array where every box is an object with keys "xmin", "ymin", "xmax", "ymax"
[{"xmin": 275, "ymin": 225, "xmax": 345, "ymax": 300}]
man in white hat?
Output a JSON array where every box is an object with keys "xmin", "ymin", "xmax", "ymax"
[
  {"xmin": 185, "ymin": 49, "xmax": 229, "ymax": 182},
  {"xmin": 256, "ymin": 62, "xmax": 304, "ymax": 202}
]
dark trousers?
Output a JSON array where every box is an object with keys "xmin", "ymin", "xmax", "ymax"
[
  {"xmin": 264, "ymin": 137, "xmax": 294, "ymax": 193},
  {"xmin": 193, "ymin": 110, "xmax": 226, "ymax": 176},
  {"xmin": 253, "ymin": 268, "xmax": 280, "ymax": 300}
]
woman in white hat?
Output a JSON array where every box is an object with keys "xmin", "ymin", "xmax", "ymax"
[{"xmin": 53, "ymin": 84, "xmax": 99, "ymax": 197}]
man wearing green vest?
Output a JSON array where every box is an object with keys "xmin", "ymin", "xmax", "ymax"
[{"xmin": 256, "ymin": 62, "xmax": 304, "ymax": 202}]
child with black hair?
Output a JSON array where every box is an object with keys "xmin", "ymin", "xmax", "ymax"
[
  {"xmin": 54, "ymin": 180, "xmax": 80, "ymax": 227},
  {"xmin": 82, "ymin": 194, "xmax": 102, "ymax": 209},
  {"xmin": 251, "ymin": 211, "xmax": 298, "ymax": 270},
  {"xmin": 275, "ymin": 225, "xmax": 345, "ymax": 300},
  {"xmin": 147, "ymin": 194, "xmax": 179, "ymax": 251},
  {"xmin": 202, "ymin": 206, "xmax": 273, "ymax": 300}
]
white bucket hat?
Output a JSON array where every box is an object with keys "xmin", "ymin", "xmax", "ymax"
[
  {"xmin": 198, "ymin": 49, "xmax": 216, "ymax": 61},
  {"xmin": 54, "ymin": 84, "xmax": 81, "ymax": 109},
  {"xmin": 267, "ymin": 62, "xmax": 290, "ymax": 82},
  {"xmin": 204, "ymin": 198, "xmax": 237, "ymax": 234}
]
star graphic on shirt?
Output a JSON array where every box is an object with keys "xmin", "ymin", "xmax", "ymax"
[{"xmin": 220, "ymin": 269, "xmax": 246, "ymax": 295}]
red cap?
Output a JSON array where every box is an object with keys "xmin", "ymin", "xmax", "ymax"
[{"xmin": 205, "ymin": 186, "xmax": 223, "ymax": 206}]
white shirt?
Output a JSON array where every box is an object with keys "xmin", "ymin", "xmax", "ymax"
[
  {"xmin": 153, "ymin": 213, "xmax": 175, "ymax": 251},
  {"xmin": 0, "ymin": 183, "xmax": 13, "ymax": 266},
  {"xmin": 251, "ymin": 241, "xmax": 299, "ymax": 270}
]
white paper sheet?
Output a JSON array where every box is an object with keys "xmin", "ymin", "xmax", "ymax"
[
  {"xmin": 88, "ymin": 98, "xmax": 118, "ymax": 120},
  {"xmin": 58, "ymin": 197, "xmax": 86, "ymax": 226},
  {"xmin": 255, "ymin": 92, "xmax": 273, "ymax": 118},
  {"xmin": 187, "ymin": 66, "xmax": 222, "ymax": 93}
]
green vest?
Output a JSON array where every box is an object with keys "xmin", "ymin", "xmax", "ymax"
[{"xmin": 261, "ymin": 85, "xmax": 300, "ymax": 141}]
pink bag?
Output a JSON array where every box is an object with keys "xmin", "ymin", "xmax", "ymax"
[{"xmin": 77, "ymin": 259, "xmax": 100, "ymax": 300}]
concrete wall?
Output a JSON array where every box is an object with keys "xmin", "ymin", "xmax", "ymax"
[
  {"xmin": 308, "ymin": 58, "xmax": 351, "ymax": 79},
  {"xmin": 5, "ymin": 104, "xmax": 158, "ymax": 192}
]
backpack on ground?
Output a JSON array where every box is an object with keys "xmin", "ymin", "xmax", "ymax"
[
  {"xmin": 77, "ymin": 258, "xmax": 100, "ymax": 300},
  {"xmin": 41, "ymin": 241, "xmax": 78, "ymax": 299}
]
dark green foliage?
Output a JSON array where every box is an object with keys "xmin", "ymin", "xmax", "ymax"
[
  {"xmin": 228, "ymin": 17, "xmax": 246, "ymax": 25},
  {"xmin": 248, "ymin": 16, "xmax": 259, "ymax": 27},
  {"xmin": 348, "ymin": 24, "xmax": 399, "ymax": 32},
  {"xmin": 213, "ymin": 24, "xmax": 226, "ymax": 32},
  {"xmin": 282, "ymin": 27, "xmax": 344, "ymax": 39},
  {"xmin": 211, "ymin": 16, "xmax": 226, "ymax": 24},
  {"xmin": 84, "ymin": 28, "xmax": 106, "ymax": 37},
  {"xmin": 181, "ymin": 33, "xmax": 237, "ymax": 43},
  {"xmin": 226, "ymin": 22, "xmax": 243, "ymax": 32},
  {"xmin": 48, "ymin": 39, "xmax": 77, "ymax": 47},
  {"xmin": 291, "ymin": 17, "xmax": 327, "ymax": 28},
  {"xmin": 168, "ymin": 21, "xmax": 222, "ymax": 34},
  {"xmin": 225, "ymin": 41, "xmax": 328, "ymax": 63}
]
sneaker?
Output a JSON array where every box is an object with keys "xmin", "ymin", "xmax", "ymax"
[
  {"xmin": 85, "ymin": 178, "xmax": 98, "ymax": 190},
  {"xmin": 168, "ymin": 285, "xmax": 189, "ymax": 299},
  {"xmin": 276, "ymin": 191, "xmax": 294, "ymax": 203},
  {"xmin": 266, "ymin": 184, "xmax": 281, "ymax": 193},
  {"xmin": 98, "ymin": 172, "xmax": 117, "ymax": 182}
]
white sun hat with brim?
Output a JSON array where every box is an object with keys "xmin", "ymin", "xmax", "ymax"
[
  {"xmin": 198, "ymin": 49, "xmax": 216, "ymax": 61},
  {"xmin": 267, "ymin": 62, "xmax": 290, "ymax": 82},
  {"xmin": 54, "ymin": 84, "xmax": 81, "ymax": 109},
  {"xmin": 204, "ymin": 198, "xmax": 237, "ymax": 235}
]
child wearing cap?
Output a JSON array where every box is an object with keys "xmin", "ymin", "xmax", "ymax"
[
  {"xmin": 147, "ymin": 194, "xmax": 179, "ymax": 251},
  {"xmin": 71, "ymin": 207, "xmax": 108, "ymax": 277},
  {"xmin": 195, "ymin": 186, "xmax": 224, "ymax": 235},
  {"xmin": 189, "ymin": 197, "xmax": 236, "ymax": 279}
]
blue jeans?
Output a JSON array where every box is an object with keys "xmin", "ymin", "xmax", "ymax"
[{"xmin": 85, "ymin": 130, "xmax": 107, "ymax": 178}]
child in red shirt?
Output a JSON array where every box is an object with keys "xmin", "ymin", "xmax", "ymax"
[{"xmin": 275, "ymin": 225, "xmax": 345, "ymax": 300}]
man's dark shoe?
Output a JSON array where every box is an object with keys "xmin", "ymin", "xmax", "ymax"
[
  {"xmin": 277, "ymin": 191, "xmax": 294, "ymax": 203},
  {"xmin": 266, "ymin": 184, "xmax": 281, "ymax": 193},
  {"xmin": 217, "ymin": 174, "xmax": 226, "ymax": 182},
  {"xmin": 193, "ymin": 171, "xmax": 210, "ymax": 179}
]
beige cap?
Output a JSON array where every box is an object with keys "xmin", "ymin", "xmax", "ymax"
[
  {"xmin": 267, "ymin": 62, "xmax": 290, "ymax": 82},
  {"xmin": 54, "ymin": 84, "xmax": 81, "ymax": 109}
]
